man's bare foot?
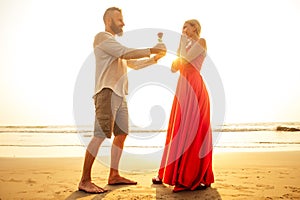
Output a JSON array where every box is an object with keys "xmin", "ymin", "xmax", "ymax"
[
  {"xmin": 108, "ymin": 175, "xmax": 137, "ymax": 185},
  {"xmin": 78, "ymin": 181, "xmax": 108, "ymax": 194}
]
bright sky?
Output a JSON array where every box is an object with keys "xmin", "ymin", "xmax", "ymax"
[{"xmin": 1, "ymin": 0, "xmax": 300, "ymax": 126}]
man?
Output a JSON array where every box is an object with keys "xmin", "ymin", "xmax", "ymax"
[{"xmin": 78, "ymin": 7, "xmax": 166, "ymax": 193}]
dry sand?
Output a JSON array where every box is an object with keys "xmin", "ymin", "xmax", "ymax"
[{"xmin": 0, "ymin": 151, "xmax": 299, "ymax": 200}]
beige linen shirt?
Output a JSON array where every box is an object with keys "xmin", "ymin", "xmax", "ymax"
[{"xmin": 93, "ymin": 32, "xmax": 156, "ymax": 98}]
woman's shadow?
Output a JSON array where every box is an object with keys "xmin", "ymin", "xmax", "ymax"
[{"xmin": 152, "ymin": 184, "xmax": 222, "ymax": 200}]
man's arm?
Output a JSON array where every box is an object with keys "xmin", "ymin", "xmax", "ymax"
[
  {"xmin": 122, "ymin": 43, "xmax": 166, "ymax": 60},
  {"xmin": 127, "ymin": 52, "xmax": 165, "ymax": 70},
  {"xmin": 98, "ymin": 34, "xmax": 166, "ymax": 60},
  {"xmin": 127, "ymin": 57, "xmax": 156, "ymax": 70},
  {"xmin": 121, "ymin": 48, "xmax": 151, "ymax": 60}
]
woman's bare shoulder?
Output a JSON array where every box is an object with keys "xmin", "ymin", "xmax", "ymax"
[{"xmin": 198, "ymin": 38, "xmax": 207, "ymax": 49}]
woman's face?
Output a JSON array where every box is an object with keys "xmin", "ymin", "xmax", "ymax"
[{"xmin": 182, "ymin": 23, "xmax": 196, "ymax": 38}]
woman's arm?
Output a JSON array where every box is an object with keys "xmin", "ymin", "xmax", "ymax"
[
  {"xmin": 198, "ymin": 38, "xmax": 207, "ymax": 52},
  {"xmin": 179, "ymin": 38, "xmax": 206, "ymax": 63}
]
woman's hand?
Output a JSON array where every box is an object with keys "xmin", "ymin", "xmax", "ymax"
[{"xmin": 171, "ymin": 58, "xmax": 186, "ymax": 72}]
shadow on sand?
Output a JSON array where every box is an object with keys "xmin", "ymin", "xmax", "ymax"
[
  {"xmin": 65, "ymin": 183, "xmax": 222, "ymax": 200},
  {"xmin": 152, "ymin": 184, "xmax": 222, "ymax": 200}
]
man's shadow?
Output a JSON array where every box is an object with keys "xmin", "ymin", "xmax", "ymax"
[
  {"xmin": 65, "ymin": 184, "xmax": 130, "ymax": 200},
  {"xmin": 65, "ymin": 184, "xmax": 222, "ymax": 200},
  {"xmin": 65, "ymin": 189, "xmax": 109, "ymax": 200}
]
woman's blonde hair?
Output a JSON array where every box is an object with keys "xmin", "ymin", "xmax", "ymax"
[{"xmin": 185, "ymin": 19, "xmax": 201, "ymax": 37}]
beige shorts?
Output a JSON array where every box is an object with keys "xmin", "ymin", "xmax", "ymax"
[{"xmin": 94, "ymin": 88, "xmax": 129, "ymax": 138}]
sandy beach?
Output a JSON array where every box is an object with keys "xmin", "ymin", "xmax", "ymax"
[{"xmin": 0, "ymin": 151, "xmax": 299, "ymax": 200}]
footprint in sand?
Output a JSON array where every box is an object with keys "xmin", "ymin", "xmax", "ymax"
[
  {"xmin": 279, "ymin": 171, "xmax": 289, "ymax": 175},
  {"xmin": 256, "ymin": 184, "xmax": 274, "ymax": 189},
  {"xmin": 7, "ymin": 178, "xmax": 22, "ymax": 183},
  {"xmin": 285, "ymin": 186, "xmax": 300, "ymax": 193},
  {"xmin": 264, "ymin": 197, "xmax": 273, "ymax": 200},
  {"xmin": 33, "ymin": 171, "xmax": 52, "ymax": 175},
  {"xmin": 26, "ymin": 178, "xmax": 36, "ymax": 185},
  {"xmin": 0, "ymin": 178, "xmax": 20, "ymax": 183}
]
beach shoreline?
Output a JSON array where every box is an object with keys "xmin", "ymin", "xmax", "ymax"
[
  {"xmin": 0, "ymin": 151, "xmax": 299, "ymax": 200},
  {"xmin": 1, "ymin": 128, "xmax": 300, "ymax": 158}
]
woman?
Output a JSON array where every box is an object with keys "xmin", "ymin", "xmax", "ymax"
[{"xmin": 152, "ymin": 19, "xmax": 214, "ymax": 192}]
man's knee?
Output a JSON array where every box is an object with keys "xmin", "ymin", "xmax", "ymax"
[
  {"xmin": 113, "ymin": 134, "xmax": 127, "ymax": 146},
  {"xmin": 115, "ymin": 134, "xmax": 127, "ymax": 140},
  {"xmin": 91, "ymin": 136, "xmax": 105, "ymax": 145}
]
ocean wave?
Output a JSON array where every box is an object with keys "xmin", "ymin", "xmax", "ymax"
[
  {"xmin": 276, "ymin": 126, "xmax": 300, "ymax": 132},
  {"xmin": 1, "ymin": 143, "xmax": 299, "ymax": 148},
  {"xmin": 0, "ymin": 122, "xmax": 299, "ymax": 133},
  {"xmin": 215, "ymin": 122, "xmax": 300, "ymax": 132}
]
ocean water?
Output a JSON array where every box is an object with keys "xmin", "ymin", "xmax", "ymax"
[{"xmin": 0, "ymin": 122, "xmax": 299, "ymax": 157}]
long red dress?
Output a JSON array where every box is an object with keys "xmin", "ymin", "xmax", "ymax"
[{"xmin": 158, "ymin": 42, "xmax": 214, "ymax": 191}]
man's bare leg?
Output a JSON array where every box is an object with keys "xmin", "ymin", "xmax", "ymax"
[
  {"xmin": 79, "ymin": 136, "xmax": 108, "ymax": 193},
  {"xmin": 108, "ymin": 134, "xmax": 137, "ymax": 185}
]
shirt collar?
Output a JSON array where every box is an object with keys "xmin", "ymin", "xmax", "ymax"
[{"xmin": 105, "ymin": 31, "xmax": 114, "ymax": 37}]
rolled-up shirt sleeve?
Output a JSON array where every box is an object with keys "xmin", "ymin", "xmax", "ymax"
[
  {"xmin": 126, "ymin": 57, "xmax": 157, "ymax": 70},
  {"xmin": 121, "ymin": 48, "xmax": 151, "ymax": 60},
  {"xmin": 99, "ymin": 36, "xmax": 151, "ymax": 60},
  {"xmin": 98, "ymin": 37, "xmax": 130, "ymax": 58}
]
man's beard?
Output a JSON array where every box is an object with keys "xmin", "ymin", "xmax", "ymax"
[{"xmin": 111, "ymin": 20, "xmax": 123, "ymax": 36}]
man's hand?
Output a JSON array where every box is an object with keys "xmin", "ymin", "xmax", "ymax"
[
  {"xmin": 154, "ymin": 52, "xmax": 166, "ymax": 62},
  {"xmin": 150, "ymin": 43, "xmax": 167, "ymax": 55}
]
